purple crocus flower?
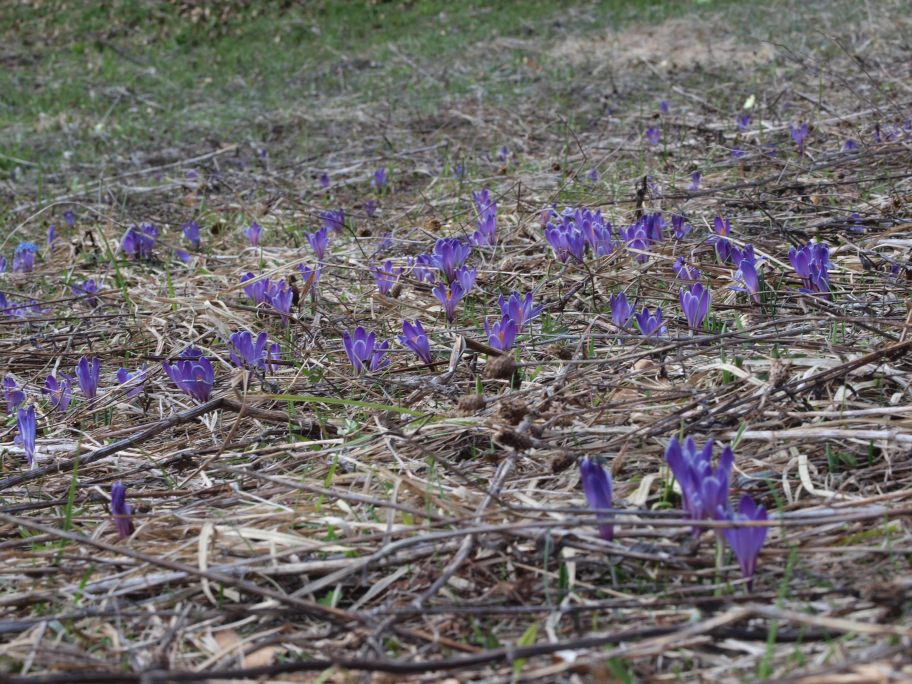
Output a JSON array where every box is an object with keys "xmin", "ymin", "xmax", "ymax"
[
  {"xmin": 13, "ymin": 242, "xmax": 38, "ymax": 273},
  {"xmin": 175, "ymin": 249, "xmax": 192, "ymax": 264},
  {"xmin": 843, "ymin": 139, "xmax": 858, "ymax": 152},
  {"xmin": 71, "ymin": 279, "xmax": 101, "ymax": 307},
  {"xmin": 732, "ymin": 259, "xmax": 761, "ymax": 303},
  {"xmin": 75, "ymin": 356, "xmax": 100, "ymax": 399},
  {"xmin": 737, "ymin": 113, "xmax": 751, "ymax": 131},
  {"xmin": 116, "ymin": 366, "xmax": 147, "ymax": 398},
  {"xmin": 680, "ymin": 283, "xmax": 711, "ymax": 331},
  {"xmin": 307, "ymin": 227, "xmax": 330, "ymax": 261},
  {"xmin": 240, "ymin": 272, "xmax": 269, "ymax": 305},
  {"xmin": 714, "ymin": 216, "xmax": 731, "ymax": 237},
  {"xmin": 110, "ymin": 481, "xmax": 134, "ymax": 540},
  {"xmin": 455, "ymin": 266, "xmax": 477, "ymax": 294},
  {"xmin": 453, "ymin": 162, "xmax": 465, "ymax": 179},
  {"xmin": 364, "ymin": 200, "xmax": 378, "ymax": 219},
  {"xmin": 297, "ymin": 263, "xmax": 322, "ymax": 295},
  {"xmin": 182, "ymin": 221, "xmax": 201, "ymax": 249},
  {"xmin": 673, "ymin": 257, "xmax": 701, "ymax": 281},
  {"xmin": 484, "ymin": 315, "xmax": 517, "ymax": 351},
  {"xmin": 499, "ymin": 292, "xmax": 542, "ymax": 332},
  {"xmin": 645, "ymin": 127, "xmax": 661, "ymax": 145},
  {"xmin": 432, "ymin": 281, "xmax": 466, "ymax": 323},
  {"xmin": 688, "ymin": 172, "xmax": 701, "ymax": 193},
  {"xmin": 731, "ymin": 148, "xmax": 746, "ymax": 159},
  {"xmin": 721, "ymin": 495, "xmax": 768, "ymax": 588},
  {"xmin": 3, "ymin": 375, "xmax": 25, "ymax": 413},
  {"xmin": 228, "ymin": 330, "xmax": 270, "ymax": 369},
  {"xmin": 321, "ymin": 209, "xmax": 346, "ymax": 234},
  {"xmin": 472, "ymin": 188, "xmax": 497, "ymax": 246},
  {"xmin": 371, "ymin": 260, "xmax": 402, "ymax": 296},
  {"xmin": 609, "ymin": 293, "xmax": 633, "ymax": 329},
  {"xmin": 319, "ymin": 173, "xmax": 330, "ymax": 190},
  {"xmin": 371, "ymin": 167, "xmax": 387, "ymax": 191},
  {"xmin": 496, "ymin": 145, "xmax": 510, "ymax": 162},
  {"xmin": 664, "ymin": 436, "xmax": 734, "ymax": 534},
  {"xmin": 545, "ymin": 222, "xmax": 586, "ymax": 263},
  {"xmin": 659, "ymin": 99, "xmax": 669, "ymax": 114},
  {"xmin": 579, "ymin": 457, "xmax": 613, "ymax": 541},
  {"xmin": 43, "ymin": 375, "xmax": 72, "ymax": 412},
  {"xmin": 267, "ymin": 280, "xmax": 294, "ymax": 324},
  {"xmin": 671, "ymin": 215, "xmax": 692, "ymax": 240},
  {"xmin": 16, "ymin": 405, "xmax": 37, "ymax": 468},
  {"xmin": 47, "ymin": 225, "xmax": 56, "ymax": 245},
  {"xmin": 162, "ymin": 348, "xmax": 215, "ymax": 402},
  {"xmin": 620, "ymin": 223, "xmax": 651, "ymax": 264},
  {"xmin": 342, "ymin": 326, "xmax": 390, "ymax": 374},
  {"xmin": 64, "ymin": 210, "xmax": 76, "ymax": 226},
  {"xmin": 244, "ymin": 222, "xmax": 262, "ymax": 247},
  {"xmin": 408, "ymin": 254, "xmax": 436, "ymax": 283},
  {"xmin": 432, "ymin": 238, "xmax": 471, "ymax": 284},
  {"xmin": 399, "ymin": 320, "xmax": 433, "ymax": 365},
  {"xmin": 789, "ymin": 122, "xmax": 809, "ymax": 155},
  {"xmin": 266, "ymin": 342, "xmax": 282, "ymax": 372},
  {"xmin": 121, "ymin": 224, "xmax": 158, "ymax": 260},
  {"xmin": 788, "ymin": 242, "xmax": 831, "ymax": 296},
  {"xmin": 473, "ymin": 207, "xmax": 497, "ymax": 247},
  {"xmin": 635, "ymin": 306, "xmax": 665, "ymax": 336},
  {"xmin": 0, "ymin": 255, "xmax": 6, "ymax": 273},
  {"xmin": 587, "ymin": 168, "xmax": 599, "ymax": 183}
]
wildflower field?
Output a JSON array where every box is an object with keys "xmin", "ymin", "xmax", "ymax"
[{"xmin": 2, "ymin": 1, "xmax": 912, "ymax": 681}]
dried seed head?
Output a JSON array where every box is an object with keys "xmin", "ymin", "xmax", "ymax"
[
  {"xmin": 495, "ymin": 429, "xmax": 532, "ymax": 451},
  {"xmin": 498, "ymin": 399, "xmax": 529, "ymax": 425},
  {"xmin": 484, "ymin": 354, "xmax": 517, "ymax": 380},
  {"xmin": 456, "ymin": 394, "xmax": 486, "ymax": 415}
]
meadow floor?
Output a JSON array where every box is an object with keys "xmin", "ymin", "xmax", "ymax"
[{"xmin": 1, "ymin": 1, "xmax": 912, "ymax": 681}]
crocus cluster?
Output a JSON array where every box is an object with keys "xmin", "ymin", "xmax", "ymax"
[
  {"xmin": 544, "ymin": 207, "xmax": 615, "ymax": 263},
  {"xmin": 498, "ymin": 291, "xmax": 542, "ymax": 333},
  {"xmin": 788, "ymin": 241, "xmax": 831, "ymax": 297},
  {"xmin": 75, "ymin": 356, "xmax": 100, "ymax": 400},
  {"xmin": 122, "ymin": 224, "xmax": 158, "ymax": 260},
  {"xmin": 665, "ymin": 436, "xmax": 768, "ymax": 586},
  {"xmin": 239, "ymin": 273, "xmax": 294, "ymax": 323},
  {"xmin": 680, "ymin": 282, "xmax": 711, "ymax": 331},
  {"xmin": 162, "ymin": 347, "xmax": 215, "ymax": 402},
  {"xmin": 228, "ymin": 330, "xmax": 280, "ymax": 370},
  {"xmin": 342, "ymin": 326, "xmax": 390, "ymax": 374},
  {"xmin": 635, "ymin": 306, "xmax": 665, "ymax": 336},
  {"xmin": 472, "ymin": 188, "xmax": 497, "ymax": 246}
]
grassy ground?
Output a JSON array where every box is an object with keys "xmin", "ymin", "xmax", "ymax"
[{"xmin": 2, "ymin": 0, "xmax": 912, "ymax": 681}]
